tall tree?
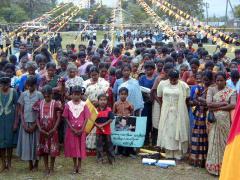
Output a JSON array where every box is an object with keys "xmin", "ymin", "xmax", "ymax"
[
  {"xmin": 0, "ymin": 0, "xmax": 57, "ymax": 23},
  {"xmin": 16, "ymin": 0, "xmax": 55, "ymax": 19},
  {"xmin": 0, "ymin": 4, "xmax": 28, "ymax": 23},
  {"xmin": 234, "ymin": 5, "xmax": 240, "ymax": 18},
  {"xmin": 164, "ymin": 0, "xmax": 204, "ymax": 19}
]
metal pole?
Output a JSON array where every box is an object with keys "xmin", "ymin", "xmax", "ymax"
[
  {"xmin": 225, "ymin": 0, "xmax": 229, "ymax": 25},
  {"xmin": 206, "ymin": 2, "xmax": 209, "ymax": 25},
  {"xmin": 228, "ymin": 0, "xmax": 235, "ymax": 17}
]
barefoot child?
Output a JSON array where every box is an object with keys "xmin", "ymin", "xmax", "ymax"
[
  {"xmin": 33, "ymin": 85, "xmax": 62, "ymax": 175},
  {"xmin": 113, "ymin": 87, "xmax": 134, "ymax": 156},
  {"xmin": 17, "ymin": 75, "xmax": 43, "ymax": 171},
  {"xmin": 95, "ymin": 94, "xmax": 115, "ymax": 164},
  {"xmin": 0, "ymin": 75, "xmax": 18, "ymax": 172},
  {"xmin": 63, "ymin": 86, "xmax": 90, "ymax": 174}
]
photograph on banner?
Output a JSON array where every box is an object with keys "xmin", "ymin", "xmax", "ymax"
[
  {"xmin": 111, "ymin": 116, "xmax": 147, "ymax": 148},
  {"xmin": 115, "ymin": 116, "xmax": 136, "ymax": 132}
]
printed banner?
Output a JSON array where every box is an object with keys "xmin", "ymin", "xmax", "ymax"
[{"xmin": 111, "ymin": 116, "xmax": 147, "ymax": 147}]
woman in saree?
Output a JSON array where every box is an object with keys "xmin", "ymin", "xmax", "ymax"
[
  {"xmin": 206, "ymin": 72, "xmax": 236, "ymax": 176},
  {"xmin": 157, "ymin": 69, "xmax": 190, "ymax": 160},
  {"xmin": 82, "ymin": 66, "xmax": 110, "ymax": 151},
  {"xmin": 189, "ymin": 71, "xmax": 214, "ymax": 167}
]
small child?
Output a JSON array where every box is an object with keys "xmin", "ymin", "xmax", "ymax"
[
  {"xmin": 113, "ymin": 87, "xmax": 134, "ymax": 117},
  {"xmin": 33, "ymin": 85, "xmax": 62, "ymax": 176},
  {"xmin": 17, "ymin": 75, "xmax": 43, "ymax": 171},
  {"xmin": 95, "ymin": 94, "xmax": 115, "ymax": 164},
  {"xmin": 113, "ymin": 87, "xmax": 134, "ymax": 156},
  {"xmin": 63, "ymin": 86, "xmax": 90, "ymax": 174}
]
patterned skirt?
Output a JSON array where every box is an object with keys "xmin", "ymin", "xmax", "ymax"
[
  {"xmin": 189, "ymin": 107, "xmax": 208, "ymax": 168},
  {"xmin": 37, "ymin": 130, "xmax": 60, "ymax": 157}
]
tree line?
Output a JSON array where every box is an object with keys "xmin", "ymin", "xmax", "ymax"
[{"xmin": 0, "ymin": 0, "xmax": 207, "ymax": 25}]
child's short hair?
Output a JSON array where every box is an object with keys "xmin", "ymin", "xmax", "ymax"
[
  {"xmin": 180, "ymin": 63, "xmax": 188, "ymax": 70},
  {"xmin": 59, "ymin": 57, "xmax": 68, "ymax": 65},
  {"xmin": 42, "ymin": 85, "xmax": 53, "ymax": 94},
  {"xmin": 119, "ymin": 87, "xmax": 128, "ymax": 95},
  {"xmin": 109, "ymin": 67, "xmax": 116, "ymax": 76},
  {"xmin": 26, "ymin": 75, "xmax": 37, "ymax": 86},
  {"xmin": 131, "ymin": 62, "xmax": 139, "ymax": 67},
  {"xmin": 144, "ymin": 61, "xmax": 155, "ymax": 69},
  {"xmin": 71, "ymin": 86, "xmax": 85, "ymax": 95},
  {"xmin": 26, "ymin": 61, "xmax": 38, "ymax": 70},
  {"xmin": 0, "ymin": 74, "xmax": 11, "ymax": 85},
  {"xmin": 46, "ymin": 62, "xmax": 56, "ymax": 69},
  {"xmin": 99, "ymin": 62, "xmax": 109, "ymax": 70},
  {"xmin": 35, "ymin": 54, "xmax": 47, "ymax": 64},
  {"xmin": 98, "ymin": 93, "xmax": 108, "ymax": 100}
]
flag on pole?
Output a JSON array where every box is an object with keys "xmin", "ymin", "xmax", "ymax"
[{"xmin": 220, "ymin": 95, "xmax": 240, "ymax": 180}]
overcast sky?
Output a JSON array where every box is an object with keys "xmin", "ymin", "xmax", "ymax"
[
  {"xmin": 204, "ymin": 0, "xmax": 239, "ymax": 17},
  {"xmin": 60, "ymin": 0, "xmax": 239, "ymax": 17},
  {"xmin": 100, "ymin": 0, "xmax": 240, "ymax": 17}
]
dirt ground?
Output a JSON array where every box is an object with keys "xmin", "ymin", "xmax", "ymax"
[{"xmin": 0, "ymin": 154, "xmax": 218, "ymax": 180}]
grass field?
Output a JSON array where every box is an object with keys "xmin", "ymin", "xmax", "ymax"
[
  {"xmin": 0, "ymin": 154, "xmax": 217, "ymax": 180},
  {"xmin": 60, "ymin": 31, "xmax": 236, "ymax": 59},
  {"xmin": 0, "ymin": 31, "xmax": 227, "ymax": 180}
]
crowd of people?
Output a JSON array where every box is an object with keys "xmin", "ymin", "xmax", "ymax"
[{"xmin": 0, "ymin": 30, "xmax": 240, "ymax": 177}]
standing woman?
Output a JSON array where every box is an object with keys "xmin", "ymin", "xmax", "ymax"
[
  {"xmin": 83, "ymin": 66, "xmax": 110, "ymax": 107},
  {"xmin": 0, "ymin": 76, "xmax": 18, "ymax": 172},
  {"xmin": 206, "ymin": 72, "xmax": 236, "ymax": 176},
  {"xmin": 157, "ymin": 69, "xmax": 190, "ymax": 160},
  {"xmin": 189, "ymin": 71, "xmax": 214, "ymax": 167},
  {"xmin": 113, "ymin": 64, "xmax": 144, "ymax": 115},
  {"xmin": 82, "ymin": 66, "xmax": 110, "ymax": 150},
  {"xmin": 151, "ymin": 63, "xmax": 173, "ymax": 146},
  {"xmin": 182, "ymin": 58, "xmax": 200, "ymax": 86},
  {"xmin": 39, "ymin": 62, "xmax": 63, "ymax": 101}
]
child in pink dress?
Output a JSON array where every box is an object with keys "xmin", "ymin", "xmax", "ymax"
[
  {"xmin": 33, "ymin": 85, "xmax": 62, "ymax": 176},
  {"xmin": 63, "ymin": 86, "xmax": 90, "ymax": 174}
]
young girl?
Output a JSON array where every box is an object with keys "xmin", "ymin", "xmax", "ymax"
[
  {"xmin": 0, "ymin": 75, "xmax": 18, "ymax": 172},
  {"xmin": 139, "ymin": 61, "xmax": 157, "ymax": 146},
  {"xmin": 33, "ymin": 85, "xmax": 62, "ymax": 176},
  {"xmin": 95, "ymin": 94, "xmax": 115, "ymax": 164},
  {"xmin": 63, "ymin": 86, "xmax": 90, "ymax": 174},
  {"xmin": 17, "ymin": 75, "xmax": 43, "ymax": 170}
]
